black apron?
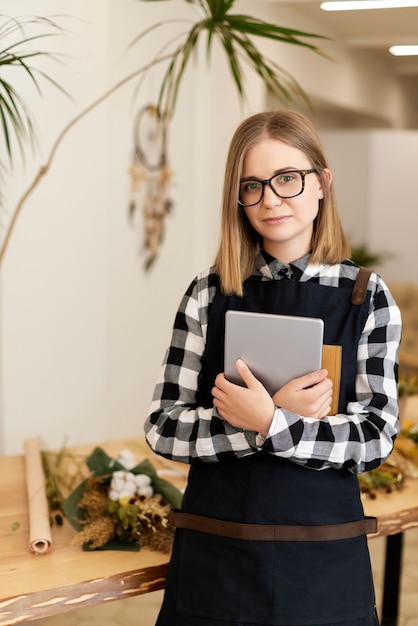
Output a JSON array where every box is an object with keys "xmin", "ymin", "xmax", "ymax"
[{"xmin": 157, "ymin": 274, "xmax": 378, "ymax": 626}]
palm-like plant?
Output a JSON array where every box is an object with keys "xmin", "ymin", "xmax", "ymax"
[
  {"xmin": 135, "ymin": 0, "xmax": 328, "ymax": 128},
  {"xmin": 0, "ymin": 15, "xmax": 67, "ymax": 167},
  {"xmin": 1, "ymin": 2, "xmax": 327, "ymax": 169},
  {"xmin": 0, "ymin": 2, "xmax": 329, "ymax": 266}
]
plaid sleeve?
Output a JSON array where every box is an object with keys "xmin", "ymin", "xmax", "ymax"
[
  {"xmin": 144, "ymin": 268, "xmax": 257, "ymax": 463},
  {"xmin": 263, "ymin": 274, "xmax": 401, "ymax": 474}
]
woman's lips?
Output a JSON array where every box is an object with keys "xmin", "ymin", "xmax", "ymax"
[{"xmin": 263, "ymin": 215, "xmax": 291, "ymax": 225}]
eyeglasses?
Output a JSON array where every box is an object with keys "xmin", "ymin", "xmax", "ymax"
[{"xmin": 238, "ymin": 168, "xmax": 317, "ymax": 207}]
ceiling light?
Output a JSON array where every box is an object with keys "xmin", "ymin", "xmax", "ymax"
[
  {"xmin": 321, "ymin": 1, "xmax": 418, "ymax": 10},
  {"xmin": 389, "ymin": 44, "xmax": 418, "ymax": 55}
]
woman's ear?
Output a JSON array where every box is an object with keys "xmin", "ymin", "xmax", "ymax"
[{"xmin": 319, "ymin": 168, "xmax": 332, "ymax": 199}]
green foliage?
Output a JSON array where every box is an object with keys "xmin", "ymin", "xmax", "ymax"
[
  {"xmin": 405, "ymin": 427, "xmax": 418, "ymax": 444},
  {"xmin": 358, "ymin": 466, "xmax": 402, "ymax": 492},
  {"xmin": 350, "ymin": 243, "xmax": 391, "ymax": 267},
  {"xmin": 0, "ymin": 15, "xmax": 68, "ymax": 167},
  {"xmin": 135, "ymin": 0, "xmax": 329, "ymax": 128},
  {"xmin": 41, "ymin": 444, "xmax": 86, "ymax": 526},
  {"xmin": 398, "ymin": 375, "xmax": 418, "ymax": 398},
  {"xmin": 0, "ymin": 3, "xmax": 327, "ymax": 175},
  {"xmin": 108, "ymin": 499, "xmax": 141, "ymax": 542}
]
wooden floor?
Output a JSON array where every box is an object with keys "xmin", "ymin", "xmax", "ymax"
[{"xmin": 30, "ymin": 527, "xmax": 418, "ymax": 626}]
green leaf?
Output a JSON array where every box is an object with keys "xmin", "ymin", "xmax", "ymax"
[
  {"xmin": 163, "ymin": 22, "xmax": 204, "ymax": 118},
  {"xmin": 62, "ymin": 479, "xmax": 89, "ymax": 532},
  {"xmin": 85, "ymin": 446, "xmax": 126, "ymax": 475},
  {"xmin": 129, "ymin": 457, "xmax": 184, "ymax": 509},
  {"xmin": 226, "ymin": 14, "xmax": 329, "ymax": 44},
  {"xmin": 218, "ymin": 30, "xmax": 244, "ymax": 97},
  {"xmin": 83, "ymin": 539, "xmax": 140, "ymax": 552}
]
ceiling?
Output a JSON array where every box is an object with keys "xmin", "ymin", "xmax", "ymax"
[{"xmin": 275, "ymin": 1, "xmax": 418, "ymax": 77}]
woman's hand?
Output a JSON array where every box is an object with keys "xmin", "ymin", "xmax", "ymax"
[
  {"xmin": 272, "ymin": 369, "xmax": 333, "ymax": 418},
  {"xmin": 212, "ymin": 359, "xmax": 275, "ymax": 436}
]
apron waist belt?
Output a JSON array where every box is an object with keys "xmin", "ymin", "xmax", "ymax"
[{"xmin": 169, "ymin": 509, "xmax": 377, "ymax": 541}]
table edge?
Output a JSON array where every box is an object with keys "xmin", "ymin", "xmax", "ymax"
[{"xmin": 0, "ymin": 563, "xmax": 168, "ymax": 626}]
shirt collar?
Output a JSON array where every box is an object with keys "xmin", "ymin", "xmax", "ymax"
[{"xmin": 253, "ymin": 248, "xmax": 324, "ymax": 282}]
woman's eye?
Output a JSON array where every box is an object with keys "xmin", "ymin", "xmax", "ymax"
[
  {"xmin": 277, "ymin": 173, "xmax": 296, "ymax": 184},
  {"xmin": 244, "ymin": 182, "xmax": 262, "ymax": 192}
]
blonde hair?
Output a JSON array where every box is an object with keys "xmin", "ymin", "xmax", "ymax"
[{"xmin": 214, "ymin": 110, "xmax": 351, "ymax": 295}]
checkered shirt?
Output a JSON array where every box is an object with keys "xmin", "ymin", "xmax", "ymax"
[{"xmin": 145, "ymin": 252, "xmax": 401, "ymax": 474}]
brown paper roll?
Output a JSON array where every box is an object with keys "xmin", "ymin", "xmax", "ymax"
[{"xmin": 23, "ymin": 438, "xmax": 52, "ymax": 554}]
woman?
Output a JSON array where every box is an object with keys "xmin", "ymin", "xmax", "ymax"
[{"xmin": 144, "ymin": 110, "xmax": 401, "ymax": 626}]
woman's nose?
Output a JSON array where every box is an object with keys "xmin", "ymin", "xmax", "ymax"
[{"xmin": 263, "ymin": 182, "xmax": 283, "ymax": 207}]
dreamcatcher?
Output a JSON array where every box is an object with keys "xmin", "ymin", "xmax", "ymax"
[{"xmin": 128, "ymin": 104, "xmax": 173, "ymax": 270}]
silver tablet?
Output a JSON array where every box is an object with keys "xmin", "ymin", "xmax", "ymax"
[{"xmin": 224, "ymin": 310, "xmax": 324, "ymax": 395}]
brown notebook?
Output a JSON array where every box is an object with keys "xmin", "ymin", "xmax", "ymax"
[{"xmin": 322, "ymin": 344, "xmax": 342, "ymax": 415}]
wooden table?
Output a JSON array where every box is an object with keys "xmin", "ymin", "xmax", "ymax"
[
  {"xmin": 363, "ymin": 473, "xmax": 418, "ymax": 626},
  {"xmin": 1, "ymin": 405, "xmax": 417, "ymax": 626},
  {"xmin": 364, "ymin": 396, "xmax": 418, "ymax": 626},
  {"xmin": 0, "ymin": 438, "xmax": 186, "ymax": 625}
]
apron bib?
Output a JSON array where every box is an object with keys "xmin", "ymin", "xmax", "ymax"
[{"xmin": 160, "ymin": 275, "xmax": 377, "ymax": 626}]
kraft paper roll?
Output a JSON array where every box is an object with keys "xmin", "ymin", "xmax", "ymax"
[{"xmin": 23, "ymin": 438, "xmax": 52, "ymax": 554}]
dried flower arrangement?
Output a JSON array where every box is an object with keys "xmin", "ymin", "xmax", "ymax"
[
  {"xmin": 358, "ymin": 422, "xmax": 418, "ymax": 499},
  {"xmin": 358, "ymin": 377, "xmax": 418, "ymax": 498},
  {"xmin": 43, "ymin": 446, "xmax": 183, "ymax": 553}
]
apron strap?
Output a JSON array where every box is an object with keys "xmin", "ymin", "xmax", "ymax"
[
  {"xmin": 169, "ymin": 509, "xmax": 378, "ymax": 542},
  {"xmin": 351, "ymin": 266, "xmax": 372, "ymax": 305}
]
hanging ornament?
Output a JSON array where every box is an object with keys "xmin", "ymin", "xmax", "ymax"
[{"xmin": 128, "ymin": 104, "xmax": 173, "ymax": 270}]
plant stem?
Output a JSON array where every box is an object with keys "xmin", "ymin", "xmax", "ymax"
[{"xmin": 0, "ymin": 53, "xmax": 172, "ymax": 267}]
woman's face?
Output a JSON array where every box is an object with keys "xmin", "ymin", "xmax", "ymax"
[{"xmin": 241, "ymin": 138, "xmax": 331, "ymax": 263}]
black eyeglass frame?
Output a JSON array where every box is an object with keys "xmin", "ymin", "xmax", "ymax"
[{"xmin": 238, "ymin": 168, "xmax": 318, "ymax": 207}]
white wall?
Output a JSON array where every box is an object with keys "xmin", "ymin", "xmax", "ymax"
[
  {"xmin": 368, "ymin": 132, "xmax": 418, "ymax": 283},
  {"xmin": 0, "ymin": 0, "xmax": 112, "ymax": 453},
  {"xmin": 321, "ymin": 130, "xmax": 418, "ymax": 284},
  {"xmin": 0, "ymin": 0, "xmax": 260, "ymax": 454},
  {"xmin": 320, "ymin": 132, "xmax": 371, "ymax": 244},
  {"xmin": 0, "ymin": 0, "xmax": 417, "ymax": 454},
  {"xmin": 242, "ymin": 0, "xmax": 412, "ymax": 129}
]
